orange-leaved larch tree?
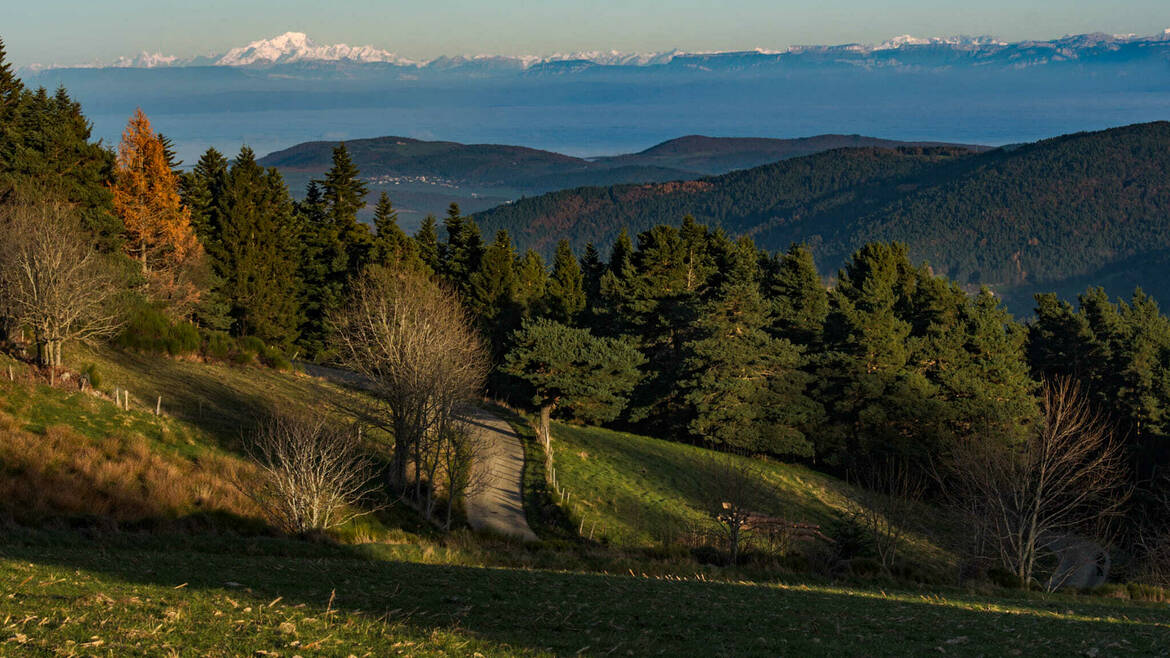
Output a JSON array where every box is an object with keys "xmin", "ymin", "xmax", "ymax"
[{"xmin": 112, "ymin": 108, "xmax": 207, "ymax": 318}]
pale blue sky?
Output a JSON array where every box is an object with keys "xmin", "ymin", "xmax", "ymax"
[{"xmin": 5, "ymin": 0, "xmax": 1170, "ymax": 67}]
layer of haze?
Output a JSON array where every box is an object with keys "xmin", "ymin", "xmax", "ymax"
[{"xmin": 6, "ymin": 0, "xmax": 1170, "ymax": 67}]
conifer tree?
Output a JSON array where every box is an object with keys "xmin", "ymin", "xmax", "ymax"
[
  {"xmin": 546, "ymin": 239, "xmax": 586, "ymax": 324},
  {"xmin": 580, "ymin": 242, "xmax": 605, "ymax": 313},
  {"xmin": 818, "ymin": 243, "xmax": 933, "ymax": 464},
  {"xmin": 321, "ymin": 143, "xmax": 372, "ymax": 276},
  {"xmin": 414, "ymin": 215, "xmax": 441, "ymax": 272},
  {"xmin": 468, "ymin": 230, "xmax": 521, "ymax": 353},
  {"xmin": 178, "ymin": 147, "xmax": 232, "ymax": 330},
  {"xmin": 296, "ymin": 181, "xmax": 344, "ymax": 356},
  {"xmin": 0, "ymin": 38, "xmax": 21, "ymax": 116},
  {"xmin": 515, "ymin": 249, "xmax": 548, "ymax": 317},
  {"xmin": 440, "ymin": 203, "xmax": 483, "ymax": 288},
  {"xmin": 503, "ymin": 319, "xmax": 643, "ymax": 446},
  {"xmin": 681, "ymin": 237, "xmax": 819, "ymax": 455},
  {"xmin": 370, "ymin": 191, "xmax": 422, "ymax": 270},
  {"xmin": 181, "ymin": 148, "xmax": 230, "ymax": 247},
  {"xmin": 112, "ymin": 108, "xmax": 208, "ymax": 318},
  {"xmin": 767, "ymin": 243, "xmax": 828, "ymax": 347},
  {"xmin": 215, "ymin": 147, "xmax": 302, "ymax": 346},
  {"xmin": 0, "ymin": 78, "xmax": 117, "ymax": 248}
]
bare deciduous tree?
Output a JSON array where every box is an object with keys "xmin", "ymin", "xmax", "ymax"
[
  {"xmin": 439, "ymin": 417, "xmax": 490, "ymax": 529},
  {"xmin": 709, "ymin": 457, "xmax": 762, "ymax": 566},
  {"xmin": 244, "ymin": 412, "xmax": 381, "ymax": 534},
  {"xmin": 945, "ymin": 376, "xmax": 1128, "ymax": 588},
  {"xmin": 0, "ymin": 197, "xmax": 122, "ymax": 367},
  {"xmin": 330, "ymin": 267, "xmax": 489, "ymax": 503},
  {"xmin": 850, "ymin": 457, "xmax": 925, "ymax": 574}
]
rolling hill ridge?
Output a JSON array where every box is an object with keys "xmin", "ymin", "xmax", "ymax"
[
  {"xmin": 257, "ymin": 133, "xmax": 982, "ymax": 228},
  {"xmin": 474, "ymin": 122, "xmax": 1170, "ymax": 312}
]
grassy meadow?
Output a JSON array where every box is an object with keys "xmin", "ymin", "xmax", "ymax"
[{"xmin": 1, "ymin": 350, "xmax": 1170, "ymax": 655}]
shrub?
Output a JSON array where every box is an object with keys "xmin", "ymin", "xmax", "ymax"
[
  {"xmin": 201, "ymin": 331, "xmax": 235, "ymax": 361},
  {"xmin": 988, "ymin": 566, "xmax": 1024, "ymax": 589},
  {"xmin": 116, "ymin": 305, "xmax": 200, "ymax": 356},
  {"xmin": 239, "ymin": 335, "xmax": 266, "ymax": 356},
  {"xmin": 1126, "ymin": 581, "xmax": 1169, "ymax": 602},
  {"xmin": 80, "ymin": 363, "xmax": 102, "ymax": 390}
]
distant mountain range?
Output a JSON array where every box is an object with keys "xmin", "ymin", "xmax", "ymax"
[
  {"xmin": 24, "ymin": 28, "xmax": 1170, "ymax": 184},
  {"xmin": 474, "ymin": 122, "xmax": 1170, "ymax": 314},
  {"xmin": 258, "ymin": 134, "xmax": 983, "ymax": 227},
  {"xmin": 30, "ymin": 29, "xmax": 1170, "ymax": 72}
]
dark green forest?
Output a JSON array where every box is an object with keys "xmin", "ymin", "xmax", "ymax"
[{"xmin": 475, "ymin": 123, "xmax": 1170, "ymax": 314}]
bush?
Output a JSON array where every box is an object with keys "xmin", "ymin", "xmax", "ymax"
[
  {"xmin": 201, "ymin": 331, "xmax": 235, "ymax": 361},
  {"xmin": 80, "ymin": 363, "xmax": 102, "ymax": 390},
  {"xmin": 116, "ymin": 305, "xmax": 200, "ymax": 356},
  {"xmin": 987, "ymin": 566, "xmax": 1024, "ymax": 589},
  {"xmin": 1126, "ymin": 581, "xmax": 1169, "ymax": 602}
]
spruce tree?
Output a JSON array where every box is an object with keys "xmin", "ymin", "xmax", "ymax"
[
  {"xmin": 215, "ymin": 147, "xmax": 302, "ymax": 347},
  {"xmin": 580, "ymin": 242, "xmax": 605, "ymax": 313},
  {"xmin": 468, "ymin": 230, "xmax": 521, "ymax": 353},
  {"xmin": 296, "ymin": 181, "xmax": 345, "ymax": 357},
  {"xmin": 322, "ymin": 143, "xmax": 372, "ymax": 276},
  {"xmin": 546, "ymin": 239, "xmax": 586, "ymax": 324},
  {"xmin": 370, "ymin": 191, "xmax": 422, "ymax": 270},
  {"xmin": 414, "ymin": 215, "xmax": 441, "ymax": 273},
  {"xmin": 181, "ymin": 148, "xmax": 229, "ymax": 247},
  {"xmin": 440, "ymin": 203, "xmax": 483, "ymax": 289}
]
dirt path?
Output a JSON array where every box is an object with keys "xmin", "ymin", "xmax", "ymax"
[
  {"xmin": 462, "ymin": 407, "xmax": 539, "ymax": 542},
  {"xmin": 298, "ymin": 362, "xmax": 537, "ymax": 541}
]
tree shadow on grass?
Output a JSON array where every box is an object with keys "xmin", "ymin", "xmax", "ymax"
[{"xmin": 1, "ymin": 532, "xmax": 1167, "ymax": 657}]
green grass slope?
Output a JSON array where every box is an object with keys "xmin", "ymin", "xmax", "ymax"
[{"xmin": 546, "ymin": 422, "xmax": 957, "ymax": 576}]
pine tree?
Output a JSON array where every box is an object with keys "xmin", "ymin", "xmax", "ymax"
[
  {"xmin": 546, "ymin": 239, "xmax": 586, "ymax": 324},
  {"xmin": 767, "ymin": 243, "xmax": 828, "ymax": 347},
  {"xmin": 503, "ymin": 319, "xmax": 644, "ymax": 446},
  {"xmin": 112, "ymin": 108, "xmax": 208, "ymax": 318},
  {"xmin": 681, "ymin": 237, "xmax": 819, "ymax": 455},
  {"xmin": 818, "ymin": 243, "xmax": 934, "ymax": 464}
]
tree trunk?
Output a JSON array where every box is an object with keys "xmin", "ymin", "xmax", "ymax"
[{"xmin": 390, "ymin": 418, "xmax": 411, "ymax": 493}]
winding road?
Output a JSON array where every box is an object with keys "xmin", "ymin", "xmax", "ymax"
[
  {"xmin": 299, "ymin": 362, "xmax": 537, "ymax": 541},
  {"xmin": 461, "ymin": 407, "xmax": 539, "ymax": 542}
]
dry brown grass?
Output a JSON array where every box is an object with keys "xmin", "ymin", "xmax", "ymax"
[{"xmin": 0, "ymin": 410, "xmax": 261, "ymax": 524}]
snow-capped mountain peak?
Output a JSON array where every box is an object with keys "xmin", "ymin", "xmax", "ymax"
[{"xmin": 214, "ymin": 31, "xmax": 419, "ymax": 66}]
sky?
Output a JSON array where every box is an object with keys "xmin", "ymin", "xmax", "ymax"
[{"xmin": 4, "ymin": 0, "xmax": 1170, "ymax": 67}]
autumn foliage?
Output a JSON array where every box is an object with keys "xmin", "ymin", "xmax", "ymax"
[{"xmin": 112, "ymin": 109, "xmax": 206, "ymax": 317}]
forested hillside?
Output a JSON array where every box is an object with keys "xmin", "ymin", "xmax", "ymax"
[{"xmin": 475, "ymin": 122, "xmax": 1170, "ymax": 311}]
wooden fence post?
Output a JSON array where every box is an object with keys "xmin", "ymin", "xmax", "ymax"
[{"xmin": 155, "ymin": 396, "xmax": 161, "ymax": 416}]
